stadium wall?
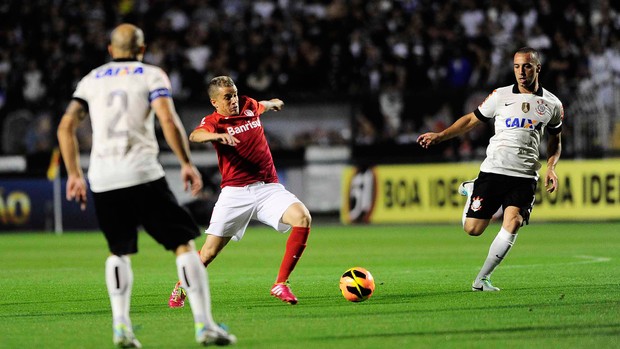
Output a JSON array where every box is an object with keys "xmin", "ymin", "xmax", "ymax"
[
  {"xmin": 0, "ymin": 177, "xmax": 97, "ymax": 232},
  {"xmin": 2, "ymin": 157, "xmax": 620, "ymax": 231},
  {"xmin": 340, "ymin": 159, "xmax": 620, "ymax": 224}
]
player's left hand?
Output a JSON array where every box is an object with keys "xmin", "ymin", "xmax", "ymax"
[
  {"xmin": 182, "ymin": 164, "xmax": 203, "ymax": 197},
  {"xmin": 211, "ymin": 133, "xmax": 239, "ymax": 146},
  {"xmin": 270, "ymin": 99, "xmax": 284, "ymax": 111},
  {"xmin": 545, "ymin": 169, "xmax": 558, "ymax": 193}
]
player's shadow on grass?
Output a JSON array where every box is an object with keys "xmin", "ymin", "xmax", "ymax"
[
  {"xmin": 1, "ymin": 295, "xmax": 110, "ymax": 307},
  {"xmin": 310, "ymin": 322, "xmax": 620, "ymax": 341},
  {"xmin": 1, "ymin": 309, "xmax": 110, "ymax": 318}
]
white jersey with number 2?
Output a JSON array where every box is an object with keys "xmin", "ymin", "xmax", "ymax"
[
  {"xmin": 73, "ymin": 60, "xmax": 170, "ymax": 192},
  {"xmin": 475, "ymin": 84, "xmax": 563, "ymax": 180}
]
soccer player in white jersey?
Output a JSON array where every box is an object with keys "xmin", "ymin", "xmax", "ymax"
[
  {"xmin": 56, "ymin": 23, "xmax": 236, "ymax": 347},
  {"xmin": 417, "ymin": 47, "xmax": 563, "ymax": 291}
]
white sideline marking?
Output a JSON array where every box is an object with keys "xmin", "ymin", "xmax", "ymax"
[
  {"xmin": 505, "ymin": 255, "xmax": 611, "ymax": 269},
  {"xmin": 575, "ymin": 255, "xmax": 612, "ymax": 263},
  {"xmin": 409, "ymin": 255, "xmax": 612, "ymax": 275}
]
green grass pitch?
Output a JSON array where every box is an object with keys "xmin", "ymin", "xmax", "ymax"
[{"xmin": 1, "ymin": 222, "xmax": 619, "ymax": 349}]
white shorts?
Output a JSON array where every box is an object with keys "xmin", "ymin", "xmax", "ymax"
[{"xmin": 206, "ymin": 182, "xmax": 302, "ymax": 241}]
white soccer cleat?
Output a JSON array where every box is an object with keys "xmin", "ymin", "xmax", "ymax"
[
  {"xmin": 458, "ymin": 180, "xmax": 475, "ymax": 197},
  {"xmin": 472, "ymin": 278, "xmax": 500, "ymax": 292},
  {"xmin": 113, "ymin": 323, "xmax": 142, "ymax": 348},
  {"xmin": 460, "ymin": 179, "xmax": 476, "ymax": 227},
  {"xmin": 195, "ymin": 323, "xmax": 237, "ymax": 346}
]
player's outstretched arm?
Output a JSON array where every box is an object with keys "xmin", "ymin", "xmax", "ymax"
[
  {"xmin": 259, "ymin": 98, "xmax": 284, "ymax": 112},
  {"xmin": 189, "ymin": 128, "xmax": 240, "ymax": 146},
  {"xmin": 152, "ymin": 97, "xmax": 203, "ymax": 196},
  {"xmin": 417, "ymin": 112, "xmax": 480, "ymax": 148},
  {"xmin": 57, "ymin": 100, "xmax": 88, "ymax": 210},
  {"xmin": 545, "ymin": 133, "xmax": 562, "ymax": 193}
]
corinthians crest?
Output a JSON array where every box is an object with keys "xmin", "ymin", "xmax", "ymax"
[
  {"xmin": 536, "ymin": 100, "xmax": 546, "ymax": 115},
  {"xmin": 521, "ymin": 102, "xmax": 530, "ymax": 113},
  {"xmin": 470, "ymin": 196, "xmax": 483, "ymax": 212}
]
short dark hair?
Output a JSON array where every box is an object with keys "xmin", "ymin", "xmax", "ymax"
[{"xmin": 515, "ymin": 47, "xmax": 541, "ymax": 64}]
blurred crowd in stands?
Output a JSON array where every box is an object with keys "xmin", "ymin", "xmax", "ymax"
[{"xmin": 0, "ymin": 0, "xmax": 619, "ymax": 158}]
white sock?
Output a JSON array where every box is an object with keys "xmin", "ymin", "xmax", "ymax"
[
  {"xmin": 176, "ymin": 251, "xmax": 217, "ymax": 329},
  {"xmin": 105, "ymin": 255, "xmax": 133, "ymax": 327},
  {"xmin": 475, "ymin": 227, "xmax": 517, "ymax": 281}
]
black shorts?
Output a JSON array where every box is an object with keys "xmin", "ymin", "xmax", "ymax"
[
  {"xmin": 92, "ymin": 177, "xmax": 200, "ymax": 255},
  {"xmin": 466, "ymin": 172, "xmax": 537, "ymax": 224}
]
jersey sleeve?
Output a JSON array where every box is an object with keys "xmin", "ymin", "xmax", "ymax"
[
  {"xmin": 474, "ymin": 89, "xmax": 499, "ymax": 121},
  {"xmin": 195, "ymin": 115, "xmax": 216, "ymax": 133},
  {"xmin": 72, "ymin": 76, "xmax": 89, "ymax": 102},
  {"xmin": 147, "ymin": 67, "xmax": 172, "ymax": 103},
  {"xmin": 256, "ymin": 99, "xmax": 265, "ymax": 115},
  {"xmin": 547, "ymin": 102, "xmax": 564, "ymax": 135}
]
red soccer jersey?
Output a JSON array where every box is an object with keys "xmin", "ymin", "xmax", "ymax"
[{"xmin": 194, "ymin": 96, "xmax": 279, "ymax": 187}]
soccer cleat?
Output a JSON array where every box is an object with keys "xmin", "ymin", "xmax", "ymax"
[
  {"xmin": 472, "ymin": 278, "xmax": 500, "ymax": 292},
  {"xmin": 113, "ymin": 323, "xmax": 142, "ymax": 348},
  {"xmin": 270, "ymin": 283, "xmax": 298, "ymax": 305},
  {"xmin": 195, "ymin": 323, "xmax": 237, "ymax": 346},
  {"xmin": 169, "ymin": 281, "xmax": 187, "ymax": 308},
  {"xmin": 458, "ymin": 180, "xmax": 475, "ymax": 197}
]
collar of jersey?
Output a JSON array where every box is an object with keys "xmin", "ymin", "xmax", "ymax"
[
  {"xmin": 217, "ymin": 113, "xmax": 255, "ymax": 123},
  {"xmin": 512, "ymin": 84, "xmax": 543, "ymax": 96},
  {"xmin": 111, "ymin": 58, "xmax": 139, "ymax": 62}
]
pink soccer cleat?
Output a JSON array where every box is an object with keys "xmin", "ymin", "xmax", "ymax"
[
  {"xmin": 168, "ymin": 281, "xmax": 186, "ymax": 308},
  {"xmin": 270, "ymin": 283, "xmax": 298, "ymax": 305}
]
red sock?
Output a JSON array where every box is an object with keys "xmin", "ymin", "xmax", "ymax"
[{"xmin": 275, "ymin": 227, "xmax": 310, "ymax": 283}]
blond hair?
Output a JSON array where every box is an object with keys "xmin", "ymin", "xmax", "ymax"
[{"xmin": 208, "ymin": 76, "xmax": 236, "ymax": 99}]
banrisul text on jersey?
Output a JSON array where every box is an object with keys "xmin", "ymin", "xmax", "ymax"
[{"xmin": 227, "ymin": 118, "xmax": 262, "ymax": 136}]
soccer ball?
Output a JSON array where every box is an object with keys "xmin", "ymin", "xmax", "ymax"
[{"xmin": 339, "ymin": 267, "xmax": 375, "ymax": 302}]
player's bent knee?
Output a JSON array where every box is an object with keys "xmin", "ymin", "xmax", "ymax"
[
  {"xmin": 504, "ymin": 217, "xmax": 523, "ymax": 232},
  {"xmin": 284, "ymin": 203, "xmax": 312, "ymax": 227},
  {"xmin": 502, "ymin": 211, "xmax": 523, "ymax": 232},
  {"xmin": 465, "ymin": 227, "xmax": 484, "ymax": 236},
  {"xmin": 298, "ymin": 212, "xmax": 312, "ymax": 227},
  {"xmin": 463, "ymin": 221, "xmax": 486, "ymax": 236}
]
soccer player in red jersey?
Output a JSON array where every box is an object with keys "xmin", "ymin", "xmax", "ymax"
[{"xmin": 169, "ymin": 76, "xmax": 311, "ymax": 306}]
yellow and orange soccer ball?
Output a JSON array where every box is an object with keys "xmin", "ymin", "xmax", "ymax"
[{"xmin": 339, "ymin": 267, "xmax": 375, "ymax": 302}]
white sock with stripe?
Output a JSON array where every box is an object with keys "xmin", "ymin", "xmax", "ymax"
[
  {"xmin": 176, "ymin": 251, "xmax": 217, "ymax": 329},
  {"xmin": 105, "ymin": 255, "xmax": 133, "ymax": 327},
  {"xmin": 475, "ymin": 227, "xmax": 518, "ymax": 281}
]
